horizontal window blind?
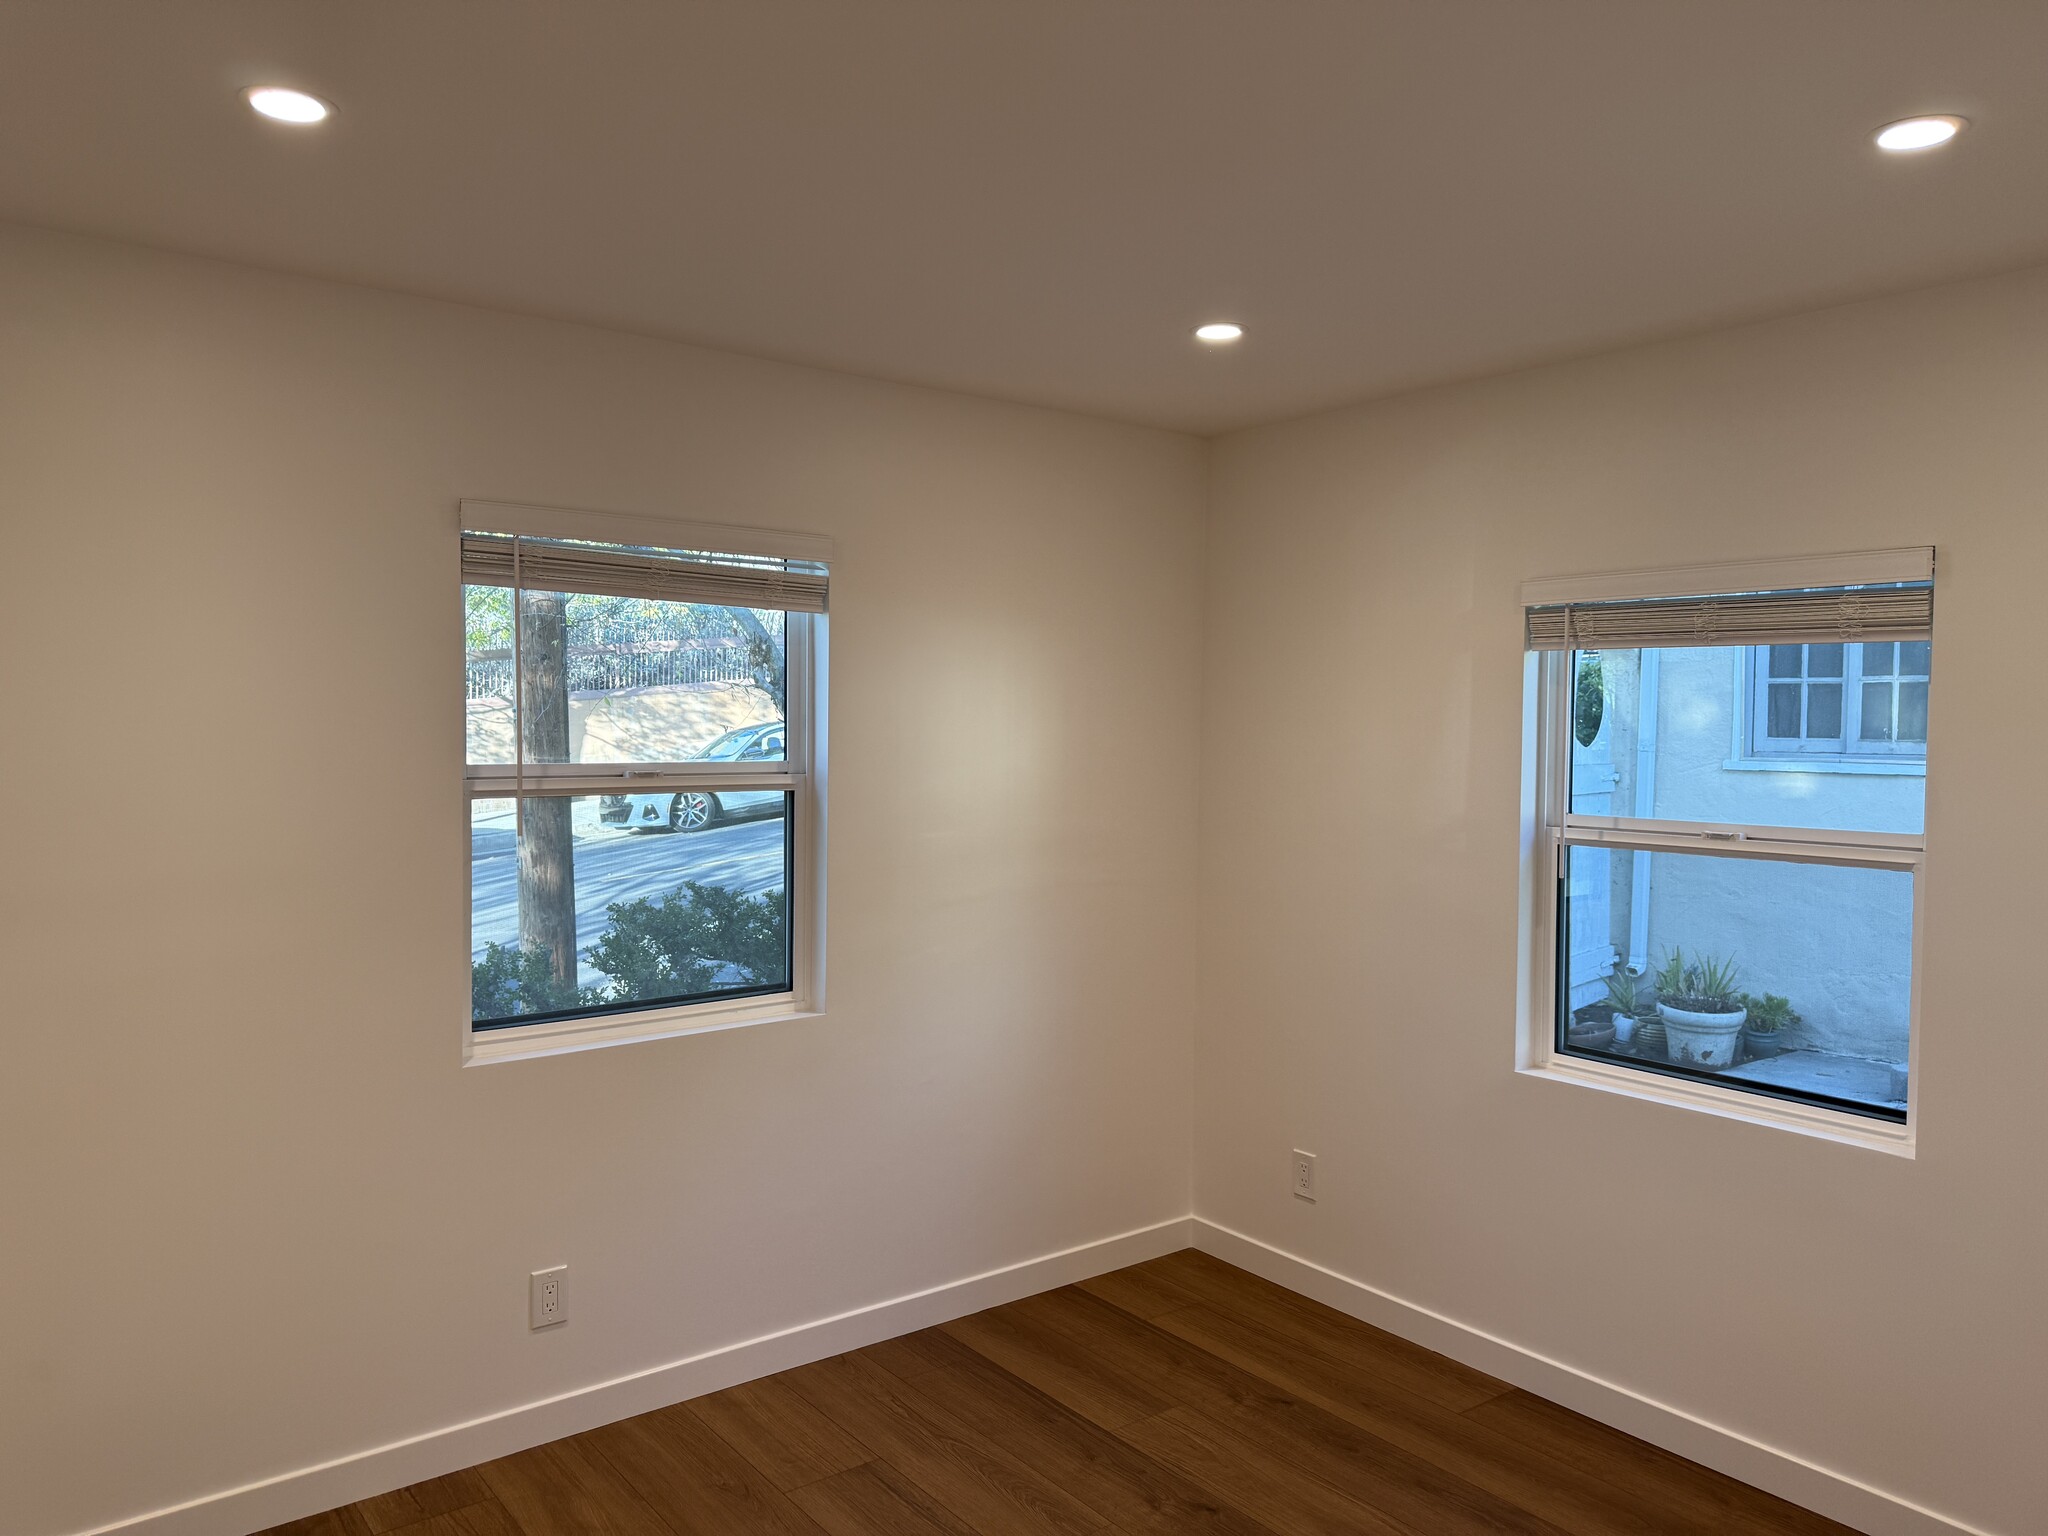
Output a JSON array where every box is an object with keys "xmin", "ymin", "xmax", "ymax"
[
  {"xmin": 1525, "ymin": 584, "xmax": 1931, "ymax": 652},
  {"xmin": 462, "ymin": 532, "xmax": 828, "ymax": 613}
]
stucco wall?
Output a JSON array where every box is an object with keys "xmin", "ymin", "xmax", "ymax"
[
  {"xmin": 1640, "ymin": 851, "xmax": 1913, "ymax": 1060},
  {"xmin": 1650, "ymin": 646, "xmax": 1925, "ymax": 834},
  {"xmin": 1638, "ymin": 645, "xmax": 1921, "ymax": 1058}
]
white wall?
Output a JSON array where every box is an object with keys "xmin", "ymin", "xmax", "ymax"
[
  {"xmin": 12, "ymin": 214, "xmax": 2047, "ymax": 1536},
  {"xmin": 0, "ymin": 222, "xmax": 1204, "ymax": 1536},
  {"xmin": 1195, "ymin": 263, "xmax": 2048, "ymax": 1536}
]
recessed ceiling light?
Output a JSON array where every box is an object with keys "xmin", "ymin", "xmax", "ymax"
[
  {"xmin": 245, "ymin": 87, "xmax": 331, "ymax": 124},
  {"xmin": 1194, "ymin": 322, "xmax": 1244, "ymax": 344},
  {"xmin": 1873, "ymin": 115, "xmax": 1965, "ymax": 152}
]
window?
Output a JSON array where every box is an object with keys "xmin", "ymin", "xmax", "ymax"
[
  {"xmin": 1747, "ymin": 640, "xmax": 1930, "ymax": 760},
  {"xmin": 1521, "ymin": 552, "xmax": 1933, "ymax": 1130},
  {"xmin": 462, "ymin": 504, "xmax": 829, "ymax": 1052}
]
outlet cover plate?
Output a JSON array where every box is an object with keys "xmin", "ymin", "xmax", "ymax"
[
  {"xmin": 1291, "ymin": 1150, "xmax": 1317, "ymax": 1202},
  {"xmin": 530, "ymin": 1265, "xmax": 567, "ymax": 1329}
]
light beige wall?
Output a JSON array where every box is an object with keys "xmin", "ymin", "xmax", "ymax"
[
  {"xmin": 0, "ymin": 222, "xmax": 1203, "ymax": 1536},
  {"xmin": 1197, "ymin": 264, "xmax": 2048, "ymax": 1534}
]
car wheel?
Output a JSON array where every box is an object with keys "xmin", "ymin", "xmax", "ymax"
[{"xmin": 669, "ymin": 792, "xmax": 716, "ymax": 832}]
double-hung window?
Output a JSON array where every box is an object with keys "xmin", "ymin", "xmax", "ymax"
[
  {"xmin": 461, "ymin": 502, "xmax": 829, "ymax": 1055},
  {"xmin": 1521, "ymin": 550, "xmax": 1933, "ymax": 1134}
]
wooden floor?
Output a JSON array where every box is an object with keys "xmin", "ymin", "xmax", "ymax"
[{"xmin": 267, "ymin": 1249, "xmax": 1858, "ymax": 1536}]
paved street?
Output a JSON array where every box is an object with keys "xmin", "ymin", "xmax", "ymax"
[{"xmin": 470, "ymin": 805, "xmax": 787, "ymax": 965}]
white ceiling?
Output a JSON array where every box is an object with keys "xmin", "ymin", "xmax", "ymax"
[{"xmin": 4, "ymin": 1, "xmax": 2046, "ymax": 434}]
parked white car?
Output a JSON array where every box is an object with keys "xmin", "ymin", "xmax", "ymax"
[{"xmin": 598, "ymin": 721, "xmax": 787, "ymax": 833}]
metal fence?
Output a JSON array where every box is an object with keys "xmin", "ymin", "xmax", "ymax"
[{"xmin": 466, "ymin": 640, "xmax": 755, "ymax": 699}]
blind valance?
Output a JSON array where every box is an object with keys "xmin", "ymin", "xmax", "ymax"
[
  {"xmin": 1525, "ymin": 584, "xmax": 1932, "ymax": 652},
  {"xmin": 461, "ymin": 532, "xmax": 829, "ymax": 614}
]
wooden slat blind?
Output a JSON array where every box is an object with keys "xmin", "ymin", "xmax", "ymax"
[{"xmin": 1525, "ymin": 584, "xmax": 1931, "ymax": 651}]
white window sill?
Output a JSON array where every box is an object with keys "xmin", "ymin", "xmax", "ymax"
[
  {"xmin": 1519, "ymin": 1054, "xmax": 1915, "ymax": 1157},
  {"xmin": 466, "ymin": 995, "xmax": 821, "ymax": 1065},
  {"xmin": 1721, "ymin": 755, "xmax": 1925, "ymax": 777}
]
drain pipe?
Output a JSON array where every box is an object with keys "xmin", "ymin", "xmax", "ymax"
[{"xmin": 1628, "ymin": 649, "xmax": 1660, "ymax": 975}]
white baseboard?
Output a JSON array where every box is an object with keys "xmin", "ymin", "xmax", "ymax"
[
  {"xmin": 1191, "ymin": 1218, "xmax": 1995, "ymax": 1536},
  {"xmin": 66, "ymin": 1214, "xmax": 1999, "ymax": 1536},
  {"xmin": 78, "ymin": 1216, "xmax": 1196, "ymax": 1536}
]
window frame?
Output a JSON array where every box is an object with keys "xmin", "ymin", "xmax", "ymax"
[
  {"xmin": 459, "ymin": 502, "xmax": 830, "ymax": 1065},
  {"xmin": 1516, "ymin": 554, "xmax": 1931, "ymax": 1154}
]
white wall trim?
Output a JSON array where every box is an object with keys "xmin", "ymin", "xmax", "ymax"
[
  {"xmin": 74, "ymin": 1217, "xmax": 1194, "ymax": 1536},
  {"xmin": 1190, "ymin": 1218, "xmax": 1997, "ymax": 1536},
  {"xmin": 1519, "ymin": 545, "xmax": 1934, "ymax": 607},
  {"xmin": 459, "ymin": 497, "xmax": 837, "ymax": 564},
  {"xmin": 66, "ymin": 1213, "xmax": 1999, "ymax": 1536}
]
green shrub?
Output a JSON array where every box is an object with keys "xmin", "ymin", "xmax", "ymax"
[
  {"xmin": 469, "ymin": 941, "xmax": 603, "ymax": 1019},
  {"xmin": 1739, "ymin": 992, "xmax": 1800, "ymax": 1033},
  {"xmin": 1574, "ymin": 655, "xmax": 1606, "ymax": 747},
  {"xmin": 472, "ymin": 882, "xmax": 787, "ymax": 1021},
  {"xmin": 582, "ymin": 882, "xmax": 788, "ymax": 1001}
]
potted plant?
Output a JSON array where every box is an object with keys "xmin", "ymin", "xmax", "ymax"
[
  {"xmin": 1739, "ymin": 992, "xmax": 1798, "ymax": 1059},
  {"xmin": 1567, "ymin": 1000, "xmax": 1616, "ymax": 1051},
  {"xmin": 1633, "ymin": 990, "xmax": 1667, "ymax": 1056},
  {"xmin": 1653, "ymin": 949, "xmax": 1747, "ymax": 1069},
  {"xmin": 1603, "ymin": 969, "xmax": 1641, "ymax": 1047}
]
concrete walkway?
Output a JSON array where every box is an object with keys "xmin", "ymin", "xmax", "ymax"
[{"xmin": 1718, "ymin": 1049, "xmax": 1906, "ymax": 1111}]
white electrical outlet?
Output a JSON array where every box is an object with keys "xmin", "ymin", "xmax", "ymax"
[
  {"xmin": 530, "ymin": 1265, "xmax": 567, "ymax": 1329},
  {"xmin": 1291, "ymin": 1150, "xmax": 1317, "ymax": 1202}
]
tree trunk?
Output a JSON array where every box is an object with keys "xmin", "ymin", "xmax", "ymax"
[
  {"xmin": 726, "ymin": 607, "xmax": 786, "ymax": 714},
  {"xmin": 518, "ymin": 591, "xmax": 577, "ymax": 988}
]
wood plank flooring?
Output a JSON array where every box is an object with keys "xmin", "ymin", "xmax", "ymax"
[{"xmin": 262, "ymin": 1249, "xmax": 1859, "ymax": 1536}]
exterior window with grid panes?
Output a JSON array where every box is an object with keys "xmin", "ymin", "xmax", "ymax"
[{"xmin": 1749, "ymin": 640, "xmax": 1929, "ymax": 760}]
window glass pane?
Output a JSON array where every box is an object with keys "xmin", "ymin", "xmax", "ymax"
[
  {"xmin": 1898, "ymin": 681, "xmax": 1929, "ymax": 742},
  {"xmin": 470, "ymin": 792, "xmax": 792, "ymax": 1027},
  {"xmin": 1572, "ymin": 647, "xmax": 1924, "ymax": 834},
  {"xmin": 1899, "ymin": 640, "xmax": 1931, "ymax": 677},
  {"xmin": 1860, "ymin": 682, "xmax": 1894, "ymax": 741},
  {"xmin": 465, "ymin": 584, "xmax": 786, "ymax": 766},
  {"xmin": 1805, "ymin": 682, "xmax": 1842, "ymax": 739},
  {"xmin": 1766, "ymin": 683, "xmax": 1801, "ymax": 739},
  {"xmin": 1806, "ymin": 643, "xmax": 1844, "ymax": 678},
  {"xmin": 1767, "ymin": 644, "xmax": 1803, "ymax": 678},
  {"xmin": 1861, "ymin": 641, "xmax": 1895, "ymax": 677},
  {"xmin": 698, "ymin": 722, "xmax": 785, "ymax": 761},
  {"xmin": 1561, "ymin": 844, "xmax": 1912, "ymax": 1118},
  {"xmin": 464, "ymin": 584, "xmax": 518, "ymax": 766}
]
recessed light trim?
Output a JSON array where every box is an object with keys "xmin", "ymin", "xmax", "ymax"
[
  {"xmin": 1194, "ymin": 322, "xmax": 1245, "ymax": 344},
  {"xmin": 1873, "ymin": 115, "xmax": 1965, "ymax": 152},
  {"xmin": 246, "ymin": 87, "xmax": 332, "ymax": 125}
]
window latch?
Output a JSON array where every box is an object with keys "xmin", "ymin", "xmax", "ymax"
[{"xmin": 1699, "ymin": 830, "xmax": 1745, "ymax": 842}]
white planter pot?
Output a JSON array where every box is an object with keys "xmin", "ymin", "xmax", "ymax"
[
  {"xmin": 1658, "ymin": 1003, "xmax": 1747, "ymax": 1069},
  {"xmin": 1611, "ymin": 1012, "xmax": 1636, "ymax": 1045}
]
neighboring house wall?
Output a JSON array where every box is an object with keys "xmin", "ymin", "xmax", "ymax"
[{"xmin": 1631, "ymin": 645, "xmax": 1918, "ymax": 1061}]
